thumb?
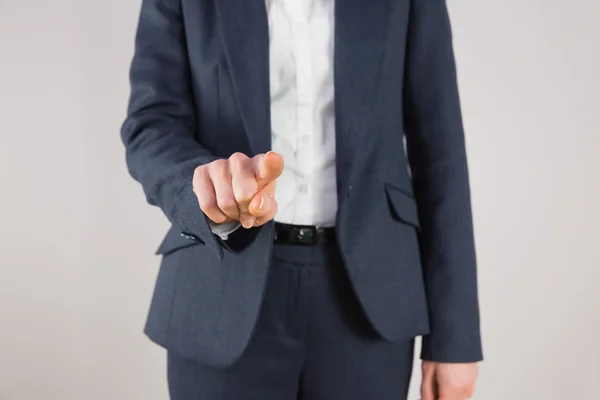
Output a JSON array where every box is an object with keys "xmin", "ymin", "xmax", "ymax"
[{"xmin": 253, "ymin": 151, "xmax": 284, "ymax": 186}]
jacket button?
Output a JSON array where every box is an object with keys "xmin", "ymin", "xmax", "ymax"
[
  {"xmin": 346, "ymin": 185, "xmax": 353, "ymax": 198},
  {"xmin": 181, "ymin": 232, "xmax": 195, "ymax": 241}
]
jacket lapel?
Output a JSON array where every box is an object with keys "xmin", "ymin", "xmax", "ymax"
[
  {"xmin": 334, "ymin": 0, "xmax": 392, "ymax": 191},
  {"xmin": 215, "ymin": 0, "xmax": 392, "ymax": 172},
  {"xmin": 215, "ymin": 0, "xmax": 271, "ymax": 155}
]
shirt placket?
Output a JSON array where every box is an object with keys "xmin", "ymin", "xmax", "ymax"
[{"xmin": 287, "ymin": 0, "xmax": 314, "ymax": 224}]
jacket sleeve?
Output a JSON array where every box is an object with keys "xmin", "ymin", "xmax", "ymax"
[
  {"xmin": 403, "ymin": 0, "xmax": 483, "ymax": 363},
  {"xmin": 121, "ymin": 0, "xmax": 223, "ymax": 259}
]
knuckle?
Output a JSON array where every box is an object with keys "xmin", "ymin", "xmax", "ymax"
[
  {"xmin": 198, "ymin": 196, "xmax": 217, "ymax": 211},
  {"xmin": 217, "ymin": 197, "xmax": 237, "ymax": 211},
  {"xmin": 234, "ymin": 183, "xmax": 257, "ymax": 202},
  {"xmin": 228, "ymin": 152, "xmax": 248, "ymax": 165},
  {"xmin": 208, "ymin": 159, "xmax": 228, "ymax": 173},
  {"xmin": 193, "ymin": 165, "xmax": 208, "ymax": 180},
  {"xmin": 236, "ymin": 191, "xmax": 255, "ymax": 204}
]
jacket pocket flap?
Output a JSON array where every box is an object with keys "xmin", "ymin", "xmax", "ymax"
[
  {"xmin": 155, "ymin": 225, "xmax": 204, "ymax": 255},
  {"xmin": 384, "ymin": 183, "xmax": 421, "ymax": 230}
]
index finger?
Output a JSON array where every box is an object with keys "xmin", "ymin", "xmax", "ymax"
[{"xmin": 252, "ymin": 151, "xmax": 284, "ymax": 187}]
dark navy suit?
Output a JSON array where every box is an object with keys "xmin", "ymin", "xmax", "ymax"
[{"xmin": 122, "ymin": 0, "xmax": 482, "ymax": 393}]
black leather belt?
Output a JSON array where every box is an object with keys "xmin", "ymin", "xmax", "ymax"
[{"xmin": 274, "ymin": 222, "xmax": 336, "ymax": 246}]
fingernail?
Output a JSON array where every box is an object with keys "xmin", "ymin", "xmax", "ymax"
[
  {"xmin": 258, "ymin": 195, "xmax": 265, "ymax": 210},
  {"xmin": 242, "ymin": 218, "xmax": 255, "ymax": 229},
  {"xmin": 265, "ymin": 151, "xmax": 274, "ymax": 156}
]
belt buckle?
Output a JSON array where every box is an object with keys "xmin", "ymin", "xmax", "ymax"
[{"xmin": 294, "ymin": 227, "xmax": 315, "ymax": 245}]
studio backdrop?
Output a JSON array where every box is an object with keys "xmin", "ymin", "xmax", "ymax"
[{"xmin": 0, "ymin": 0, "xmax": 598, "ymax": 399}]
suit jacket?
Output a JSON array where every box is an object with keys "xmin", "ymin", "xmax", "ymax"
[{"xmin": 121, "ymin": 0, "xmax": 483, "ymax": 367}]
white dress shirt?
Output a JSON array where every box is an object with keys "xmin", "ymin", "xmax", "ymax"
[{"xmin": 213, "ymin": 0, "xmax": 337, "ymax": 238}]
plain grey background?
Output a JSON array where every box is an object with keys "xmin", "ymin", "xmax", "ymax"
[{"xmin": 1, "ymin": 0, "xmax": 599, "ymax": 399}]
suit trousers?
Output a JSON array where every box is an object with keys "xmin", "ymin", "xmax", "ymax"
[{"xmin": 167, "ymin": 239, "xmax": 415, "ymax": 399}]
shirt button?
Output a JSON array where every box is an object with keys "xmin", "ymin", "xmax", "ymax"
[
  {"xmin": 298, "ymin": 184, "xmax": 308, "ymax": 193},
  {"xmin": 301, "ymin": 135, "xmax": 309, "ymax": 144}
]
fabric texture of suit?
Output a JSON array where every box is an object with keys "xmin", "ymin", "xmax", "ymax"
[
  {"xmin": 121, "ymin": 0, "xmax": 483, "ymax": 368},
  {"xmin": 167, "ymin": 242, "xmax": 415, "ymax": 399}
]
